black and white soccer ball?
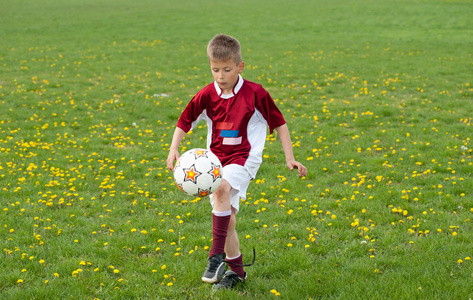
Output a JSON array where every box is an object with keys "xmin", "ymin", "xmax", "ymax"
[{"xmin": 173, "ymin": 148, "xmax": 223, "ymax": 197}]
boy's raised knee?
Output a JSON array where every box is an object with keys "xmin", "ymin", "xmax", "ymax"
[{"xmin": 213, "ymin": 179, "xmax": 231, "ymax": 198}]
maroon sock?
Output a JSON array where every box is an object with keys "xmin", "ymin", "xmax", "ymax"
[
  {"xmin": 209, "ymin": 214, "xmax": 231, "ymax": 257},
  {"xmin": 227, "ymin": 254, "xmax": 245, "ymax": 278}
]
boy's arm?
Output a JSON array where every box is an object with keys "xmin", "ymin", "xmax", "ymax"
[
  {"xmin": 166, "ymin": 127, "xmax": 187, "ymax": 171},
  {"xmin": 275, "ymin": 124, "xmax": 307, "ymax": 177}
]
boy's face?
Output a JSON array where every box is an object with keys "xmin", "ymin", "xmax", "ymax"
[{"xmin": 209, "ymin": 58, "xmax": 244, "ymax": 95}]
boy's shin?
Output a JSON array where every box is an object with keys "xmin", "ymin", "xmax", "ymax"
[{"xmin": 209, "ymin": 212, "xmax": 231, "ymax": 256}]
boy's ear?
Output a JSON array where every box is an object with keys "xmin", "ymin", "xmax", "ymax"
[{"xmin": 238, "ymin": 61, "xmax": 245, "ymax": 73}]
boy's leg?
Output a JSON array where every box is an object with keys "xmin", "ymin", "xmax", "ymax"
[
  {"xmin": 224, "ymin": 209, "xmax": 245, "ymax": 279},
  {"xmin": 202, "ymin": 180, "xmax": 232, "ymax": 283},
  {"xmin": 213, "ymin": 208, "xmax": 246, "ymax": 291},
  {"xmin": 204, "ymin": 164, "xmax": 252, "ymax": 285},
  {"xmin": 210, "ymin": 180, "xmax": 232, "ymax": 256},
  {"xmin": 224, "ymin": 210, "xmax": 239, "ymax": 258}
]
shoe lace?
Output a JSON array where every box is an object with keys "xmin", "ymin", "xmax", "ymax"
[{"xmin": 207, "ymin": 254, "xmax": 224, "ymax": 271}]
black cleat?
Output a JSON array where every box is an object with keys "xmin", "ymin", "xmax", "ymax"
[
  {"xmin": 201, "ymin": 253, "xmax": 226, "ymax": 283},
  {"xmin": 212, "ymin": 270, "xmax": 246, "ymax": 291}
]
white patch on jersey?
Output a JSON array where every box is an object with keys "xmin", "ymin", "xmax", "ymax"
[
  {"xmin": 244, "ymin": 109, "xmax": 269, "ymax": 178},
  {"xmin": 222, "ymin": 137, "xmax": 243, "ymax": 145},
  {"xmin": 189, "ymin": 109, "xmax": 213, "ymax": 150}
]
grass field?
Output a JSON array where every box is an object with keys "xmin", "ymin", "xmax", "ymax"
[{"xmin": 1, "ymin": 0, "xmax": 473, "ymax": 298}]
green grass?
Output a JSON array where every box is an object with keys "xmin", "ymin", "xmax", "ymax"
[{"xmin": 1, "ymin": 0, "xmax": 473, "ymax": 298}]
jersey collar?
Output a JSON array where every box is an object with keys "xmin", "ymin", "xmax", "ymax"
[{"xmin": 214, "ymin": 75, "xmax": 243, "ymax": 99}]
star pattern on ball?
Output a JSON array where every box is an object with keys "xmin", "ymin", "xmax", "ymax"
[
  {"xmin": 182, "ymin": 164, "xmax": 202, "ymax": 183},
  {"xmin": 194, "ymin": 149, "xmax": 207, "ymax": 159},
  {"xmin": 210, "ymin": 163, "xmax": 222, "ymax": 181},
  {"xmin": 198, "ymin": 188, "xmax": 211, "ymax": 197}
]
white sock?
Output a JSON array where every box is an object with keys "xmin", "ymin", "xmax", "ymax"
[{"xmin": 212, "ymin": 209, "xmax": 232, "ymax": 217}]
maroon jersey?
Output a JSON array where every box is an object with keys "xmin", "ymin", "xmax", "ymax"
[{"xmin": 177, "ymin": 75, "xmax": 286, "ymax": 177}]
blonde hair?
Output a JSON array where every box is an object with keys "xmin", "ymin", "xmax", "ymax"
[{"xmin": 207, "ymin": 34, "xmax": 242, "ymax": 64}]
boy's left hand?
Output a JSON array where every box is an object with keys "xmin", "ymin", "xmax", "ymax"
[{"xmin": 287, "ymin": 160, "xmax": 307, "ymax": 177}]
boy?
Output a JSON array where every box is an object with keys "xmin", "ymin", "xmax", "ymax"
[{"xmin": 166, "ymin": 34, "xmax": 307, "ymax": 291}]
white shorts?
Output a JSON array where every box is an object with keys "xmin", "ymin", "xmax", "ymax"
[{"xmin": 209, "ymin": 164, "xmax": 252, "ymax": 213}]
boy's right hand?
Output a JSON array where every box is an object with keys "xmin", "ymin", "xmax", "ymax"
[{"xmin": 166, "ymin": 149, "xmax": 180, "ymax": 171}]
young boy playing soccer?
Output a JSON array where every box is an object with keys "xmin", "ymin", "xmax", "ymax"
[{"xmin": 166, "ymin": 34, "xmax": 307, "ymax": 291}]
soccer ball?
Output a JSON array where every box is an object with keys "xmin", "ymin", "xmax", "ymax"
[{"xmin": 173, "ymin": 148, "xmax": 223, "ymax": 197}]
